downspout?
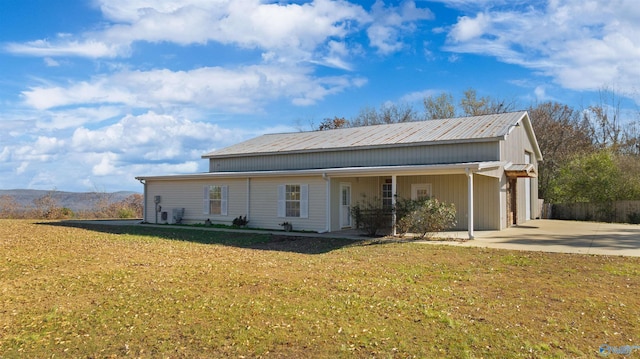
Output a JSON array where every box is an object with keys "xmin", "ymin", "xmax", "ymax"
[
  {"xmin": 138, "ymin": 178, "xmax": 146, "ymax": 223},
  {"xmin": 466, "ymin": 168, "xmax": 474, "ymax": 239},
  {"xmin": 319, "ymin": 173, "xmax": 330, "ymax": 233}
]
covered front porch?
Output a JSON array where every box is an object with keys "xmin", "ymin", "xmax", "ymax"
[{"xmin": 320, "ymin": 162, "xmax": 506, "ymax": 239}]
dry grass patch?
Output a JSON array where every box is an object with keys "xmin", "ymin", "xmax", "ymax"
[{"xmin": 1, "ymin": 220, "xmax": 639, "ymax": 358}]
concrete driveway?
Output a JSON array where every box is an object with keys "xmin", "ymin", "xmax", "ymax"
[{"xmin": 448, "ymin": 219, "xmax": 640, "ymax": 257}]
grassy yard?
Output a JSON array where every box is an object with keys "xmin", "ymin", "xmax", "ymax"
[{"xmin": 1, "ymin": 220, "xmax": 639, "ymax": 358}]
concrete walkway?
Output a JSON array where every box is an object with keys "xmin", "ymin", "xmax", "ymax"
[{"xmin": 431, "ymin": 219, "xmax": 640, "ymax": 257}]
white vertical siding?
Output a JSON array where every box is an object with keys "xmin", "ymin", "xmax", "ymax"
[
  {"xmin": 144, "ymin": 178, "xmax": 247, "ymax": 224},
  {"xmin": 329, "ymin": 179, "xmax": 342, "ymax": 231},
  {"xmin": 473, "ymin": 174, "xmax": 501, "ymax": 230},
  {"xmin": 498, "ymin": 174, "xmax": 508, "ymax": 230},
  {"xmin": 247, "ymin": 176, "xmax": 327, "ymax": 232},
  {"xmin": 145, "ymin": 176, "xmax": 327, "ymax": 231}
]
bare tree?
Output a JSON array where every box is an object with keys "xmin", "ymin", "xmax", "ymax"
[
  {"xmin": 620, "ymin": 119, "xmax": 640, "ymax": 156},
  {"xmin": 32, "ymin": 190, "xmax": 62, "ymax": 219},
  {"xmin": 350, "ymin": 105, "xmax": 379, "ymax": 127},
  {"xmin": 0, "ymin": 195, "xmax": 21, "ymax": 219},
  {"xmin": 318, "ymin": 117, "xmax": 348, "ymax": 131},
  {"xmin": 528, "ymin": 101, "xmax": 594, "ymax": 201},
  {"xmin": 350, "ymin": 103, "xmax": 419, "ymax": 127},
  {"xmin": 105, "ymin": 193, "xmax": 144, "ymax": 218},
  {"xmin": 423, "ymin": 92, "xmax": 456, "ymax": 120},
  {"xmin": 379, "ymin": 103, "xmax": 417, "ymax": 124},
  {"xmin": 460, "ymin": 88, "xmax": 515, "ymax": 116},
  {"xmin": 583, "ymin": 87, "xmax": 623, "ymax": 151}
]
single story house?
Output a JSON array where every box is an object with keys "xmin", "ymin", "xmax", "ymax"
[{"xmin": 136, "ymin": 111, "xmax": 542, "ymax": 238}]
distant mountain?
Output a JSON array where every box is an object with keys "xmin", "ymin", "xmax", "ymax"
[{"xmin": 0, "ymin": 189, "xmax": 141, "ymax": 212}]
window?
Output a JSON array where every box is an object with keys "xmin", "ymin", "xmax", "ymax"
[
  {"xmin": 382, "ymin": 183, "xmax": 393, "ymax": 210},
  {"xmin": 203, "ymin": 185, "xmax": 227, "ymax": 215},
  {"xmin": 286, "ymin": 184, "xmax": 301, "ymax": 217},
  {"xmin": 277, "ymin": 184, "xmax": 308, "ymax": 218},
  {"xmin": 411, "ymin": 183, "xmax": 432, "ymax": 200}
]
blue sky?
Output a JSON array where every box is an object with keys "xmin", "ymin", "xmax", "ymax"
[{"xmin": 1, "ymin": 0, "xmax": 638, "ymax": 192}]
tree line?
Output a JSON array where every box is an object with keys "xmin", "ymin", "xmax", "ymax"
[
  {"xmin": 0, "ymin": 191, "xmax": 143, "ymax": 220},
  {"xmin": 315, "ymin": 87, "xmax": 640, "ymax": 205}
]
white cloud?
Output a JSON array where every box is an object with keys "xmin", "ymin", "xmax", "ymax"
[
  {"xmin": 70, "ymin": 112, "xmax": 235, "ymax": 156},
  {"xmin": 444, "ymin": 0, "xmax": 640, "ymax": 101},
  {"xmin": 5, "ymin": 0, "xmax": 434, "ymax": 66},
  {"xmin": 367, "ymin": 0, "xmax": 434, "ymax": 54},
  {"xmin": 7, "ymin": 0, "xmax": 371, "ymax": 65},
  {"xmin": 92, "ymin": 152, "xmax": 118, "ymax": 176},
  {"xmin": 33, "ymin": 136, "xmax": 66, "ymax": 154},
  {"xmin": 448, "ymin": 13, "xmax": 489, "ymax": 42},
  {"xmin": 319, "ymin": 40, "xmax": 354, "ymax": 70},
  {"xmin": 0, "ymin": 147, "xmax": 9, "ymax": 162},
  {"xmin": 43, "ymin": 57, "xmax": 60, "ymax": 67},
  {"xmin": 399, "ymin": 89, "xmax": 441, "ymax": 103},
  {"xmin": 37, "ymin": 107, "xmax": 124, "ymax": 130},
  {"xmin": 0, "ymin": 111, "xmax": 267, "ymax": 191},
  {"xmin": 534, "ymin": 85, "xmax": 547, "ymax": 101},
  {"xmin": 6, "ymin": 38, "xmax": 126, "ymax": 58},
  {"xmin": 16, "ymin": 162, "xmax": 29, "ymax": 175},
  {"xmin": 22, "ymin": 65, "xmax": 366, "ymax": 111}
]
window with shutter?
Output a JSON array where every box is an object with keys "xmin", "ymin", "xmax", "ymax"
[
  {"xmin": 278, "ymin": 184, "xmax": 308, "ymax": 218},
  {"xmin": 203, "ymin": 185, "xmax": 228, "ymax": 215}
]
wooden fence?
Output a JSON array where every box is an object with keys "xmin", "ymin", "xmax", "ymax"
[{"xmin": 550, "ymin": 201, "xmax": 640, "ymax": 224}]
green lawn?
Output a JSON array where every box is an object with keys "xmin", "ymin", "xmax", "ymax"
[{"xmin": 1, "ymin": 220, "xmax": 639, "ymax": 358}]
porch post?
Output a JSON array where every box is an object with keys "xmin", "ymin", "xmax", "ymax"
[
  {"xmin": 246, "ymin": 177, "xmax": 251, "ymax": 221},
  {"xmin": 466, "ymin": 168, "xmax": 474, "ymax": 239},
  {"xmin": 322, "ymin": 173, "xmax": 331, "ymax": 233},
  {"xmin": 391, "ymin": 174, "xmax": 397, "ymax": 236}
]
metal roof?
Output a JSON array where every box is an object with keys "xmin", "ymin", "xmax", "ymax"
[{"xmin": 203, "ymin": 111, "xmax": 528, "ymax": 158}]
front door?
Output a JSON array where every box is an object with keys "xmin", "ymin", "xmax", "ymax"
[{"xmin": 340, "ymin": 183, "xmax": 352, "ymax": 228}]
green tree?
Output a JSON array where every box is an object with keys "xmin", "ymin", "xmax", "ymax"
[
  {"xmin": 555, "ymin": 151, "xmax": 625, "ymax": 203},
  {"xmin": 554, "ymin": 150, "xmax": 640, "ymax": 220}
]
